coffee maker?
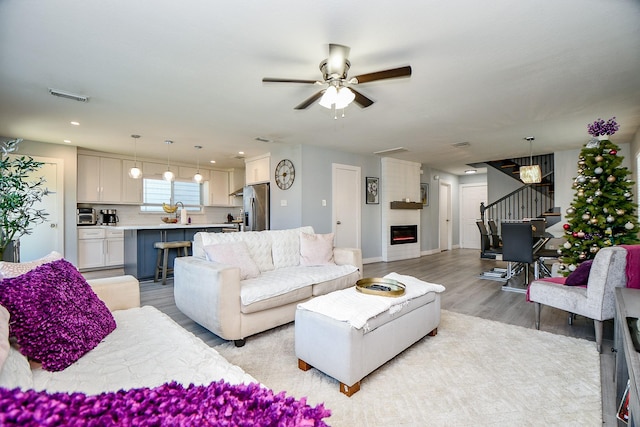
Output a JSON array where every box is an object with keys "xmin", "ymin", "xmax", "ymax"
[{"xmin": 100, "ymin": 209, "xmax": 119, "ymax": 226}]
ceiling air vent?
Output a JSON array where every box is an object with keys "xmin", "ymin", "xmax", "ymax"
[
  {"xmin": 49, "ymin": 88, "xmax": 89, "ymax": 102},
  {"xmin": 373, "ymin": 147, "xmax": 408, "ymax": 156}
]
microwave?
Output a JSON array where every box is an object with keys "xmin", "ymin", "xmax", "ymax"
[{"xmin": 77, "ymin": 208, "xmax": 97, "ymax": 225}]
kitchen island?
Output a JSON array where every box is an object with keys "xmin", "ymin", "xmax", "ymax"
[{"xmin": 120, "ymin": 223, "xmax": 239, "ymax": 281}]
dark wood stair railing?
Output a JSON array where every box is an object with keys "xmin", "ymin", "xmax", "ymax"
[{"xmin": 480, "ymin": 170, "xmax": 557, "ymax": 233}]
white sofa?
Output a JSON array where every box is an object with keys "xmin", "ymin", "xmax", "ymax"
[
  {"xmin": 174, "ymin": 226, "xmax": 363, "ymax": 346},
  {"xmin": 0, "ymin": 275, "xmax": 256, "ymax": 394}
]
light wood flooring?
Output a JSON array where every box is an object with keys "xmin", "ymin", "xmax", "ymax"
[{"xmin": 84, "ymin": 248, "xmax": 619, "ymax": 426}]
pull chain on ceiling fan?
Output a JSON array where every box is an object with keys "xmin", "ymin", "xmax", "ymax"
[{"xmin": 262, "ymin": 44, "xmax": 412, "ymax": 112}]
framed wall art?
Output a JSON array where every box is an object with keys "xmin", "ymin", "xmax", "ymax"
[
  {"xmin": 420, "ymin": 183, "xmax": 429, "ymax": 206},
  {"xmin": 366, "ymin": 177, "xmax": 379, "ymax": 204}
]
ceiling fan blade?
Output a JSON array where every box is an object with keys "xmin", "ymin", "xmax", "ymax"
[
  {"xmin": 262, "ymin": 77, "xmax": 319, "ymax": 84},
  {"xmin": 294, "ymin": 90, "xmax": 325, "ymax": 110},
  {"xmin": 351, "ymin": 65, "xmax": 412, "ymax": 84},
  {"xmin": 349, "ymin": 88, "xmax": 374, "ymax": 108}
]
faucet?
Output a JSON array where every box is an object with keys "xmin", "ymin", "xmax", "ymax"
[{"xmin": 175, "ymin": 201, "xmax": 184, "ymax": 219}]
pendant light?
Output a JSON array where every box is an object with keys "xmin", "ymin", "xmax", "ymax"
[
  {"xmin": 163, "ymin": 140, "xmax": 175, "ymax": 182},
  {"xmin": 520, "ymin": 136, "xmax": 542, "ymax": 184},
  {"xmin": 193, "ymin": 145, "xmax": 203, "ymax": 183},
  {"xmin": 128, "ymin": 134, "xmax": 142, "ymax": 179}
]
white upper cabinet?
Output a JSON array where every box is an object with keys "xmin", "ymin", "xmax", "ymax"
[
  {"xmin": 122, "ymin": 160, "xmax": 143, "ymax": 204},
  {"xmin": 207, "ymin": 170, "xmax": 231, "ymax": 206},
  {"xmin": 142, "ymin": 161, "xmax": 167, "ymax": 177},
  {"xmin": 245, "ymin": 154, "xmax": 270, "ymax": 185},
  {"xmin": 78, "ymin": 155, "xmax": 122, "ymax": 203},
  {"xmin": 178, "ymin": 166, "xmax": 209, "ymax": 182}
]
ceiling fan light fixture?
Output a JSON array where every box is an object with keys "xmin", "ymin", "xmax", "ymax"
[
  {"xmin": 319, "ymin": 86, "xmax": 337, "ymax": 109},
  {"xmin": 335, "ymin": 87, "xmax": 355, "ymax": 109}
]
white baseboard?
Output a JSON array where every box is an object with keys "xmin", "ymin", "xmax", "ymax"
[{"xmin": 363, "ymin": 256, "xmax": 383, "ymax": 264}]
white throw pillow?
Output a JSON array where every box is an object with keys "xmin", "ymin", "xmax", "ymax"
[
  {"xmin": 0, "ymin": 251, "xmax": 63, "ymax": 279},
  {"xmin": 204, "ymin": 242, "xmax": 261, "ymax": 280},
  {"xmin": 300, "ymin": 232, "xmax": 335, "ymax": 266}
]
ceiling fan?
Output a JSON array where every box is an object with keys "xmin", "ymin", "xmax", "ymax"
[{"xmin": 262, "ymin": 44, "xmax": 412, "ymax": 110}]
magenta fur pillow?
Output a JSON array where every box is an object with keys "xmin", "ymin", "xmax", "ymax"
[
  {"xmin": 0, "ymin": 259, "xmax": 116, "ymax": 371},
  {"xmin": 0, "ymin": 380, "xmax": 331, "ymax": 426}
]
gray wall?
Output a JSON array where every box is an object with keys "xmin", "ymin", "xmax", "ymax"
[{"xmin": 3, "ymin": 138, "xmax": 79, "ymax": 264}]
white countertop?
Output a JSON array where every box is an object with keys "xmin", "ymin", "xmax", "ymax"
[{"xmin": 88, "ymin": 223, "xmax": 238, "ymax": 231}]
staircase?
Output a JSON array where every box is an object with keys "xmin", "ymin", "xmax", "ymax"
[{"xmin": 478, "ymin": 153, "xmax": 560, "ymax": 257}]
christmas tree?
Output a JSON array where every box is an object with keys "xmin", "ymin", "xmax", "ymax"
[{"xmin": 558, "ymin": 117, "xmax": 639, "ymax": 275}]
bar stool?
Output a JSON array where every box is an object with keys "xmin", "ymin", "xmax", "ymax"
[{"xmin": 154, "ymin": 241, "xmax": 191, "ymax": 285}]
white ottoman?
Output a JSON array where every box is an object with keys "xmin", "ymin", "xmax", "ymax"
[{"xmin": 295, "ymin": 274, "xmax": 444, "ymax": 396}]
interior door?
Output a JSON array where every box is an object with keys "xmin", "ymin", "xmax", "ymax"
[
  {"xmin": 14, "ymin": 156, "xmax": 64, "ymax": 261},
  {"xmin": 439, "ymin": 181, "xmax": 451, "ymax": 251},
  {"xmin": 332, "ymin": 163, "xmax": 361, "ymax": 249},
  {"xmin": 460, "ymin": 184, "xmax": 487, "ymax": 249}
]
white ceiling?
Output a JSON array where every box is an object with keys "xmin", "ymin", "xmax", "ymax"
[{"xmin": 1, "ymin": 0, "xmax": 639, "ymax": 175}]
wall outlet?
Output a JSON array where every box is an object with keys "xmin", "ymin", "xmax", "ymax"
[{"xmin": 280, "ymin": 199, "xmax": 287, "ymax": 207}]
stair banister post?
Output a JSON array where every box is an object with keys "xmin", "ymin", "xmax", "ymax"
[{"xmin": 480, "ymin": 202, "xmax": 486, "ymax": 223}]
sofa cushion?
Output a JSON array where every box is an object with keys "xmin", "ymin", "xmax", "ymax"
[
  {"xmin": 199, "ymin": 231, "xmax": 275, "ymax": 272},
  {"xmin": 300, "ymin": 232, "xmax": 335, "ymax": 266},
  {"xmin": 271, "ymin": 226, "xmax": 314, "ymax": 268},
  {"xmin": 31, "ymin": 306, "xmax": 256, "ymax": 394},
  {"xmin": 0, "ymin": 346, "xmax": 34, "ymax": 390},
  {"xmin": 0, "ymin": 251, "xmax": 63, "ymax": 279},
  {"xmin": 204, "ymin": 242, "xmax": 260, "ymax": 280},
  {"xmin": 0, "ymin": 259, "xmax": 116, "ymax": 372},
  {"xmin": 240, "ymin": 264, "xmax": 359, "ymax": 307}
]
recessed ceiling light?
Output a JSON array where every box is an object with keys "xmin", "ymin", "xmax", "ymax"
[
  {"xmin": 63, "ymin": 139, "xmax": 71, "ymax": 143},
  {"xmin": 70, "ymin": 121, "xmax": 80, "ymax": 126},
  {"xmin": 238, "ymin": 151, "xmax": 244, "ymax": 155},
  {"xmin": 209, "ymin": 160, "xmax": 216, "ymax": 164},
  {"xmin": 465, "ymin": 169, "xmax": 477, "ymax": 174}
]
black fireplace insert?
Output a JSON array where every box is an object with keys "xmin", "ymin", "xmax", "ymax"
[{"xmin": 390, "ymin": 225, "xmax": 418, "ymax": 245}]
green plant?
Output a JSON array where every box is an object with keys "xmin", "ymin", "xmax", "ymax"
[{"xmin": 0, "ymin": 138, "xmax": 48, "ymax": 260}]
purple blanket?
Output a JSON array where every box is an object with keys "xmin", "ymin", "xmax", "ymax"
[
  {"xmin": 622, "ymin": 245, "xmax": 640, "ymax": 289},
  {"xmin": 0, "ymin": 381, "xmax": 330, "ymax": 426}
]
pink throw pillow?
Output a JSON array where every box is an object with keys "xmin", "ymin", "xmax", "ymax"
[
  {"xmin": 300, "ymin": 232, "xmax": 335, "ymax": 266},
  {"xmin": 204, "ymin": 242, "xmax": 261, "ymax": 280}
]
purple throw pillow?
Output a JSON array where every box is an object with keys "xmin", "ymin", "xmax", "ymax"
[
  {"xmin": 565, "ymin": 259, "xmax": 593, "ymax": 286},
  {"xmin": 0, "ymin": 259, "xmax": 116, "ymax": 371}
]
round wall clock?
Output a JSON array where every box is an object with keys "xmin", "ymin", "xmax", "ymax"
[{"xmin": 275, "ymin": 159, "xmax": 295, "ymax": 190}]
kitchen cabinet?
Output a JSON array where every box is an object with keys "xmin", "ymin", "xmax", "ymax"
[
  {"xmin": 77, "ymin": 155, "xmax": 123, "ymax": 203},
  {"xmin": 207, "ymin": 170, "xmax": 231, "ymax": 206},
  {"xmin": 178, "ymin": 166, "xmax": 209, "ymax": 182},
  {"xmin": 77, "ymin": 227, "xmax": 124, "ymax": 270},
  {"xmin": 105, "ymin": 229, "xmax": 124, "ymax": 266},
  {"xmin": 122, "ymin": 160, "xmax": 143, "ymax": 203},
  {"xmin": 142, "ymin": 161, "xmax": 168, "ymax": 177},
  {"xmin": 245, "ymin": 154, "xmax": 270, "ymax": 185}
]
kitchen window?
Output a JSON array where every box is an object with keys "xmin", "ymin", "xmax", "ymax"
[{"xmin": 140, "ymin": 178, "xmax": 203, "ymax": 212}]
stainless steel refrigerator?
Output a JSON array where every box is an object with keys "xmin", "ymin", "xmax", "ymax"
[{"xmin": 243, "ymin": 183, "xmax": 270, "ymax": 231}]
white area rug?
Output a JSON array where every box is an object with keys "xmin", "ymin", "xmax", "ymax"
[{"xmin": 216, "ymin": 310, "xmax": 601, "ymax": 426}]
